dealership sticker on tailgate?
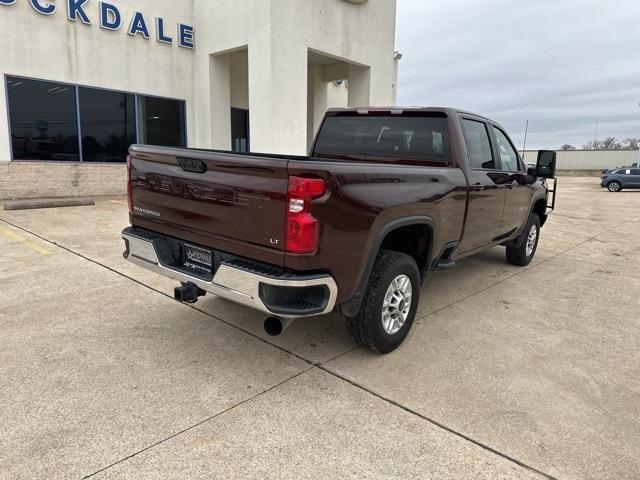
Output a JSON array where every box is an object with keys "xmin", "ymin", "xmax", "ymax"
[{"xmin": 185, "ymin": 244, "xmax": 213, "ymax": 268}]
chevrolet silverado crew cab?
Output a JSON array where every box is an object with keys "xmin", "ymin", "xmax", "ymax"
[{"xmin": 122, "ymin": 107, "xmax": 557, "ymax": 353}]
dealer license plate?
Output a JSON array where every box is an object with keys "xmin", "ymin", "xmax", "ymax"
[{"xmin": 185, "ymin": 244, "xmax": 213, "ymax": 269}]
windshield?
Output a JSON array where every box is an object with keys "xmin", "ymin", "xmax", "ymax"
[{"xmin": 313, "ymin": 115, "xmax": 451, "ymax": 163}]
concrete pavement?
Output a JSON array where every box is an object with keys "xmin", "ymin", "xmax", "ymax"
[{"xmin": 0, "ymin": 177, "xmax": 639, "ymax": 479}]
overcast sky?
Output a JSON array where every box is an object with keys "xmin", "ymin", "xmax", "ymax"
[{"xmin": 395, "ymin": 0, "xmax": 640, "ymax": 149}]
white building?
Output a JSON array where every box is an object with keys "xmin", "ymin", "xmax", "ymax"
[{"xmin": 0, "ymin": 0, "xmax": 398, "ymax": 200}]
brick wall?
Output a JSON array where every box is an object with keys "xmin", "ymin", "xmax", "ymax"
[{"xmin": 0, "ymin": 162, "xmax": 127, "ymax": 200}]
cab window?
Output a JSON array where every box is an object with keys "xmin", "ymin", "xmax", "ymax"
[
  {"xmin": 492, "ymin": 127, "xmax": 521, "ymax": 171},
  {"xmin": 461, "ymin": 119, "xmax": 495, "ymax": 169}
]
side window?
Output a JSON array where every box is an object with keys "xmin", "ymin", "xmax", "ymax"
[
  {"xmin": 461, "ymin": 119, "xmax": 495, "ymax": 169},
  {"xmin": 492, "ymin": 127, "xmax": 521, "ymax": 171},
  {"xmin": 631, "ymin": 169, "xmax": 640, "ymax": 175},
  {"xmin": 616, "ymin": 169, "xmax": 629, "ymax": 175}
]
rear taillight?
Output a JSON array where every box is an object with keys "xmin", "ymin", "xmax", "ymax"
[
  {"xmin": 286, "ymin": 176, "xmax": 326, "ymax": 254},
  {"xmin": 126, "ymin": 156, "xmax": 133, "ymax": 212}
]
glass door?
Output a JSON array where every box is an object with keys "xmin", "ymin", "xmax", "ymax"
[{"xmin": 231, "ymin": 108, "xmax": 249, "ymax": 152}]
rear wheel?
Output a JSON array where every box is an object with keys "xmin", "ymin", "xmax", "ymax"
[
  {"xmin": 346, "ymin": 250, "xmax": 420, "ymax": 354},
  {"xmin": 506, "ymin": 214, "xmax": 540, "ymax": 266},
  {"xmin": 608, "ymin": 181, "xmax": 622, "ymax": 192}
]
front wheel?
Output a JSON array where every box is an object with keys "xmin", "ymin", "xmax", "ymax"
[
  {"xmin": 506, "ymin": 214, "xmax": 540, "ymax": 266},
  {"xmin": 608, "ymin": 181, "xmax": 622, "ymax": 192},
  {"xmin": 346, "ymin": 250, "xmax": 420, "ymax": 354}
]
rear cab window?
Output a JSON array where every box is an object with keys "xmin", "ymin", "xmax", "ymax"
[{"xmin": 312, "ymin": 114, "xmax": 451, "ymax": 165}]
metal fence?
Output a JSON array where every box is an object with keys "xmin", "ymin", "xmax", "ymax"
[{"xmin": 521, "ymin": 150, "xmax": 640, "ymax": 171}]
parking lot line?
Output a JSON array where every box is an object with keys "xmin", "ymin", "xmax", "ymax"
[
  {"xmin": 109, "ymin": 200, "xmax": 128, "ymax": 205},
  {"xmin": 0, "ymin": 225, "xmax": 51, "ymax": 255}
]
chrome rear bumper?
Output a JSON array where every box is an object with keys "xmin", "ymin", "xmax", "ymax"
[{"xmin": 122, "ymin": 228, "xmax": 337, "ymax": 319}]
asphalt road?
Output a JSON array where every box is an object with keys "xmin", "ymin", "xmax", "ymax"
[{"xmin": 1, "ymin": 177, "xmax": 639, "ymax": 479}]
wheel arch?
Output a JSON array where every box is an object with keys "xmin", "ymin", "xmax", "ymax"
[
  {"xmin": 531, "ymin": 197, "xmax": 548, "ymax": 227},
  {"xmin": 337, "ymin": 216, "xmax": 434, "ymax": 317}
]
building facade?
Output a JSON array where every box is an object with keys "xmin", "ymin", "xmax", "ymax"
[{"xmin": 0, "ymin": 0, "xmax": 398, "ymax": 199}]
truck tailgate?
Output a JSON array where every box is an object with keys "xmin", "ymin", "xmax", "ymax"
[{"xmin": 128, "ymin": 146, "xmax": 289, "ymax": 266}]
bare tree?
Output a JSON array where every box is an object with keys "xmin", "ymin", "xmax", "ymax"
[
  {"xmin": 583, "ymin": 140, "xmax": 600, "ymax": 150},
  {"xmin": 622, "ymin": 138, "xmax": 640, "ymax": 150},
  {"xmin": 560, "ymin": 144, "xmax": 576, "ymax": 150},
  {"xmin": 601, "ymin": 137, "xmax": 622, "ymax": 150},
  {"xmin": 583, "ymin": 137, "xmax": 623, "ymax": 150}
]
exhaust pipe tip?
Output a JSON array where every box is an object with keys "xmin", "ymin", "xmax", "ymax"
[{"xmin": 264, "ymin": 317, "xmax": 294, "ymax": 336}]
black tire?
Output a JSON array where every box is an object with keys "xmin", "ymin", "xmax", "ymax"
[
  {"xmin": 607, "ymin": 181, "xmax": 622, "ymax": 192},
  {"xmin": 506, "ymin": 214, "xmax": 540, "ymax": 266},
  {"xmin": 346, "ymin": 250, "xmax": 420, "ymax": 354}
]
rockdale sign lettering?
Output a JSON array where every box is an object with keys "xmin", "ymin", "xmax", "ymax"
[{"xmin": 0, "ymin": 0, "xmax": 195, "ymax": 49}]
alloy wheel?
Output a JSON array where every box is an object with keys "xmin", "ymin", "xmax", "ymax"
[
  {"xmin": 525, "ymin": 224, "xmax": 538, "ymax": 257},
  {"xmin": 381, "ymin": 274, "xmax": 413, "ymax": 335}
]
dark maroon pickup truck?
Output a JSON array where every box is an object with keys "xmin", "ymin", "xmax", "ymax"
[{"xmin": 122, "ymin": 107, "xmax": 557, "ymax": 353}]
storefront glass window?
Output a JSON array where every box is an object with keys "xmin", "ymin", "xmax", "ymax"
[
  {"xmin": 5, "ymin": 76, "xmax": 187, "ymax": 162},
  {"xmin": 137, "ymin": 95, "xmax": 186, "ymax": 148},
  {"xmin": 79, "ymin": 87, "xmax": 136, "ymax": 163},
  {"xmin": 6, "ymin": 77, "xmax": 80, "ymax": 161}
]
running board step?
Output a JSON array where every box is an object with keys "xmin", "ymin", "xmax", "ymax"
[{"xmin": 436, "ymin": 260, "xmax": 456, "ymax": 270}]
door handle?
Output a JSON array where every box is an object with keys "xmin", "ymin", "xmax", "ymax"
[{"xmin": 472, "ymin": 183, "xmax": 485, "ymax": 191}]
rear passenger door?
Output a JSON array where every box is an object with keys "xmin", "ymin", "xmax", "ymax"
[
  {"xmin": 457, "ymin": 117, "xmax": 508, "ymax": 253},
  {"xmin": 629, "ymin": 169, "xmax": 640, "ymax": 188},
  {"xmin": 491, "ymin": 125, "xmax": 533, "ymax": 236}
]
